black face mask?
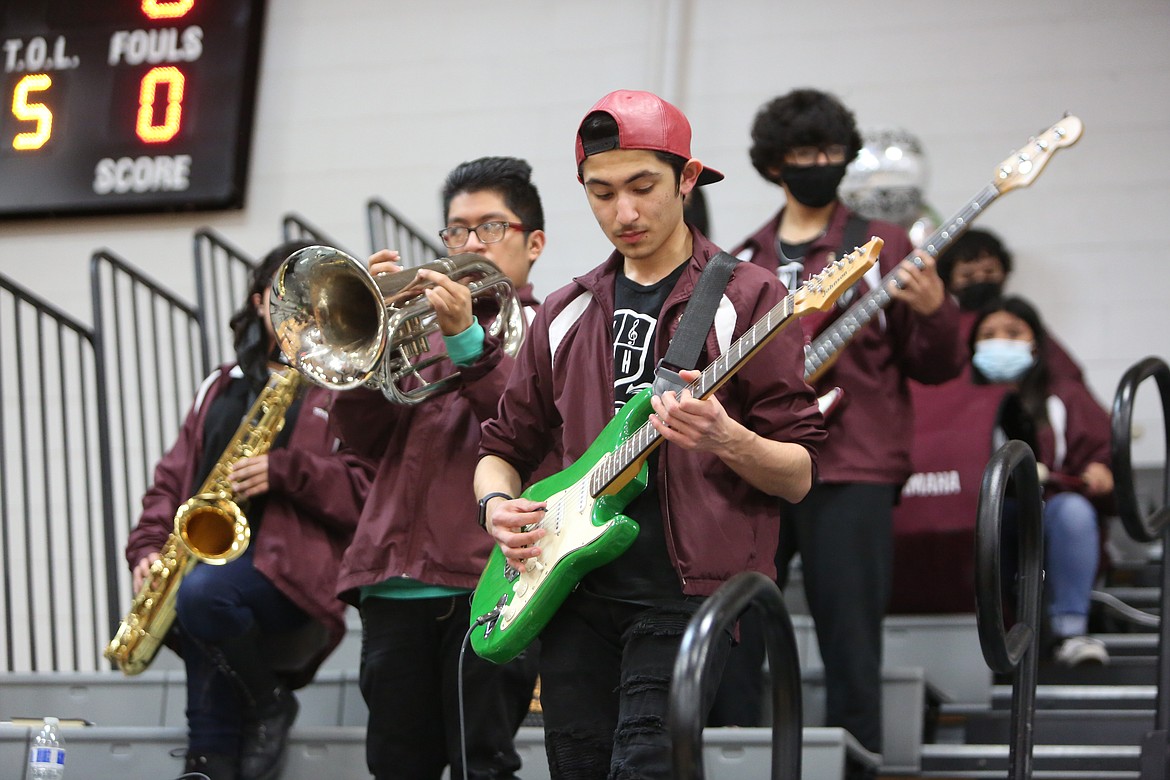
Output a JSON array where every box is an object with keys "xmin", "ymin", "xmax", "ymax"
[
  {"xmin": 781, "ymin": 163, "xmax": 847, "ymax": 208},
  {"xmin": 956, "ymin": 281, "xmax": 1003, "ymax": 311}
]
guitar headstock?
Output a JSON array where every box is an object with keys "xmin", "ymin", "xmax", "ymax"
[
  {"xmin": 993, "ymin": 114, "xmax": 1084, "ymax": 193},
  {"xmin": 793, "ymin": 237, "xmax": 883, "ymax": 315}
]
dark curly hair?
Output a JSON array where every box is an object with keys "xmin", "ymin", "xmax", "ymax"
[
  {"xmin": 937, "ymin": 228, "xmax": 1014, "ymax": 287},
  {"xmin": 441, "ymin": 155, "xmax": 545, "ymax": 232},
  {"xmin": 749, "ymin": 88, "xmax": 863, "ymax": 183}
]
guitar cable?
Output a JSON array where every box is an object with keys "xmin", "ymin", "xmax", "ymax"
[{"xmin": 457, "ymin": 607, "xmax": 502, "ymax": 780}]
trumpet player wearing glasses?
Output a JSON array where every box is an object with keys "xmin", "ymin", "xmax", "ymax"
[
  {"xmin": 122, "ymin": 241, "xmax": 375, "ymax": 780},
  {"xmin": 327, "ymin": 156, "xmax": 547, "ymax": 780}
]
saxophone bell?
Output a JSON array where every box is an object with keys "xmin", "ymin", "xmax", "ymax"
[{"xmin": 174, "ymin": 494, "xmax": 251, "ymax": 565}]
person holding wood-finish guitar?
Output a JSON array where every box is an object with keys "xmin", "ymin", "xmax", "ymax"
[
  {"xmin": 475, "ymin": 90, "xmax": 825, "ymax": 779},
  {"xmin": 729, "ymin": 88, "xmax": 964, "ymax": 774}
]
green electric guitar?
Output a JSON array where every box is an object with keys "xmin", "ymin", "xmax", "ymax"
[{"xmin": 469, "ymin": 237, "xmax": 883, "ymax": 664}]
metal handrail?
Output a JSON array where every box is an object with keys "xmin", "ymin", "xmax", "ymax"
[
  {"xmin": 90, "ymin": 250, "xmax": 205, "ymax": 662},
  {"xmin": 193, "ymin": 227, "xmax": 255, "ymax": 370},
  {"xmin": 280, "ymin": 212, "xmax": 352, "ymax": 256},
  {"xmin": 1, "ymin": 272, "xmax": 107, "ymax": 671},
  {"xmin": 975, "ymin": 439, "xmax": 1044, "ymax": 780},
  {"xmin": 1111, "ymin": 357, "xmax": 1170, "ymax": 544},
  {"xmin": 1110, "ymin": 356, "xmax": 1169, "ymax": 773},
  {"xmin": 669, "ymin": 571, "xmax": 802, "ymax": 780},
  {"xmin": 366, "ymin": 197, "xmax": 444, "ymax": 267}
]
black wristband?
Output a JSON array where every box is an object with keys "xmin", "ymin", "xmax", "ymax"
[{"xmin": 477, "ymin": 492, "xmax": 512, "ymax": 529}]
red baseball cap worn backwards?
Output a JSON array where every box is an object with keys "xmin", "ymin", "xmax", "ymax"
[{"xmin": 575, "ymin": 89, "xmax": 724, "ymax": 186}]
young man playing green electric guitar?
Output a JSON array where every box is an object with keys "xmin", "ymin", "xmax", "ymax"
[{"xmin": 472, "ymin": 90, "xmax": 828, "ymax": 779}]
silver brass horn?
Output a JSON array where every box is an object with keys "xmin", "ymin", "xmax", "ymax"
[{"xmin": 269, "ymin": 245, "xmax": 526, "ymax": 404}]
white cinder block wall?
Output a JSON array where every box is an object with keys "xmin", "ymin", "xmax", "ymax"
[{"xmin": 2, "ymin": 0, "xmax": 1168, "ymax": 462}]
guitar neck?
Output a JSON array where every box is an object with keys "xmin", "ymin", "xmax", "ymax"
[
  {"xmin": 918, "ymin": 183, "xmax": 1002, "ymax": 258},
  {"xmin": 590, "ymin": 293, "xmax": 798, "ymax": 496},
  {"xmin": 803, "ymin": 182, "xmax": 1001, "ymax": 379}
]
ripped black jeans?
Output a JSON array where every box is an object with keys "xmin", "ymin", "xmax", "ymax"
[{"xmin": 539, "ymin": 589, "xmax": 730, "ymax": 779}]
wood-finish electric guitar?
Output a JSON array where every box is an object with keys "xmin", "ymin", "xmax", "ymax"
[
  {"xmin": 470, "ymin": 238, "xmax": 883, "ymax": 664},
  {"xmin": 805, "ymin": 114, "xmax": 1084, "ymax": 383}
]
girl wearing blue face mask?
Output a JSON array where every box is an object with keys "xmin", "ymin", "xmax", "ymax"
[{"xmin": 970, "ymin": 296, "xmax": 1115, "ymax": 667}]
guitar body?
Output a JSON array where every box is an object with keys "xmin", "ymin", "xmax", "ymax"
[{"xmin": 470, "ymin": 388, "xmax": 655, "ymax": 664}]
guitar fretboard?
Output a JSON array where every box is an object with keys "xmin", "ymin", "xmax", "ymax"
[
  {"xmin": 589, "ymin": 294, "xmax": 797, "ymax": 497},
  {"xmin": 803, "ymin": 182, "xmax": 1001, "ymax": 379}
]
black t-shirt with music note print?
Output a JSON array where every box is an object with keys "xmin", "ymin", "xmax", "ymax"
[{"xmin": 584, "ymin": 262, "xmax": 688, "ymax": 602}]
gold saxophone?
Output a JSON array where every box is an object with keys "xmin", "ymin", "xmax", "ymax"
[{"xmin": 105, "ymin": 366, "xmax": 304, "ymax": 675}]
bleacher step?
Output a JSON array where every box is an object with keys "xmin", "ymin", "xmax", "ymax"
[
  {"xmin": 799, "ymin": 666, "xmax": 927, "ymax": 772},
  {"xmin": 991, "ymin": 684, "xmax": 1158, "ymax": 711},
  {"xmin": 0, "ymin": 724, "xmax": 875, "ymax": 780},
  {"xmin": 788, "ymin": 612, "xmax": 993, "ymax": 706},
  {"xmin": 1098, "ymin": 632, "xmax": 1161, "ymax": 655},
  {"xmin": 1101, "ymin": 586, "xmax": 1162, "ymax": 609},
  {"xmin": 919, "ymin": 742, "xmax": 1141, "ymax": 778},
  {"xmin": 1018, "ymin": 656, "xmax": 1160, "ymax": 686},
  {"xmin": 959, "ymin": 708, "xmax": 1154, "ymax": 745}
]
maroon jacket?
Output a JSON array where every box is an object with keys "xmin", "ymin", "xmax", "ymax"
[
  {"xmin": 479, "ymin": 230, "xmax": 825, "ymax": 595},
  {"xmin": 330, "ymin": 286, "xmax": 543, "ymax": 601},
  {"xmin": 125, "ymin": 365, "xmax": 375, "ymax": 687},
  {"xmin": 735, "ymin": 204, "xmax": 963, "ymax": 485}
]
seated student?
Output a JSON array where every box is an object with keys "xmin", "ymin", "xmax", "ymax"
[
  {"xmin": 125, "ymin": 240, "xmax": 376, "ymax": 780},
  {"xmin": 937, "ymin": 227, "xmax": 1011, "ymax": 313},
  {"xmin": 937, "ymin": 228, "xmax": 1082, "ymax": 381},
  {"xmin": 970, "ymin": 295, "xmax": 1114, "ymax": 666}
]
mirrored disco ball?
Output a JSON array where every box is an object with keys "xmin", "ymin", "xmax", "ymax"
[{"xmin": 840, "ymin": 127, "xmax": 929, "ymax": 229}]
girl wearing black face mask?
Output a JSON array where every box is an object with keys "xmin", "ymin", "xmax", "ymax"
[
  {"xmin": 721, "ymin": 89, "xmax": 964, "ymax": 753},
  {"xmin": 970, "ymin": 295, "xmax": 1114, "ymax": 668}
]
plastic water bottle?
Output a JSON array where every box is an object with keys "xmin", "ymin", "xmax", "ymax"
[{"xmin": 27, "ymin": 716, "xmax": 65, "ymax": 779}]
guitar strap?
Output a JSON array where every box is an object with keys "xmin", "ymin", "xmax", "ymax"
[{"xmin": 651, "ymin": 251, "xmax": 739, "ymax": 395}]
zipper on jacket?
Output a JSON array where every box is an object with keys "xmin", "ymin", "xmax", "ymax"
[{"xmin": 658, "ymin": 452, "xmax": 687, "ymax": 589}]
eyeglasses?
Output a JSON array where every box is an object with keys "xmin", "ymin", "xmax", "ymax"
[
  {"xmin": 438, "ymin": 221, "xmax": 528, "ymax": 249},
  {"xmin": 785, "ymin": 144, "xmax": 851, "ymax": 166}
]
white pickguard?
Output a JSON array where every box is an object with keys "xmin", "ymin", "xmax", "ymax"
[{"xmin": 496, "ymin": 467, "xmax": 611, "ymax": 631}]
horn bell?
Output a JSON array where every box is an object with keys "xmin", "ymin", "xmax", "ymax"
[{"xmin": 270, "ymin": 245, "xmax": 388, "ymax": 391}]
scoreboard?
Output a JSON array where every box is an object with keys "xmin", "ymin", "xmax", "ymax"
[{"xmin": 0, "ymin": 0, "xmax": 265, "ymax": 218}]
